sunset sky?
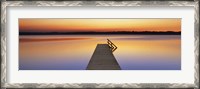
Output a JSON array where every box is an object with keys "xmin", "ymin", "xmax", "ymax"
[{"xmin": 19, "ymin": 19, "xmax": 181, "ymax": 32}]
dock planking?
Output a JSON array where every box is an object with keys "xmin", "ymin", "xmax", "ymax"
[{"xmin": 86, "ymin": 44, "xmax": 121, "ymax": 70}]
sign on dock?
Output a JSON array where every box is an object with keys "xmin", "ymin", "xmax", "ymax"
[{"xmin": 86, "ymin": 39, "xmax": 121, "ymax": 70}]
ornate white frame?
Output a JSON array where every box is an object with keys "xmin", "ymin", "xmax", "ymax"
[{"xmin": 1, "ymin": 1, "xmax": 199, "ymax": 89}]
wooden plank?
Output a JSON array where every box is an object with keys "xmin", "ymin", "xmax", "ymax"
[{"xmin": 86, "ymin": 44, "xmax": 121, "ymax": 70}]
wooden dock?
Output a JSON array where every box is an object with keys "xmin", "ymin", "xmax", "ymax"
[{"xmin": 86, "ymin": 39, "xmax": 121, "ymax": 70}]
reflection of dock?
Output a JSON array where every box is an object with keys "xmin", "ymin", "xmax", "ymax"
[{"xmin": 86, "ymin": 39, "xmax": 121, "ymax": 70}]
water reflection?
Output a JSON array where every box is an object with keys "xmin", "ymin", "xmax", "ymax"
[
  {"xmin": 19, "ymin": 35, "xmax": 181, "ymax": 70},
  {"xmin": 19, "ymin": 38, "xmax": 92, "ymax": 42}
]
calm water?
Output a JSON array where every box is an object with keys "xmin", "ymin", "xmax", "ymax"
[{"xmin": 19, "ymin": 35, "xmax": 181, "ymax": 70}]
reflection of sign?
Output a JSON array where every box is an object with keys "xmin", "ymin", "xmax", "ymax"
[{"xmin": 107, "ymin": 39, "xmax": 117, "ymax": 52}]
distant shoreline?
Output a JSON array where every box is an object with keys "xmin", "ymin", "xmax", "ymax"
[{"xmin": 19, "ymin": 31, "xmax": 181, "ymax": 35}]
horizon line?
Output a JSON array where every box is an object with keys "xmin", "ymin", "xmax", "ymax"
[{"xmin": 19, "ymin": 31, "xmax": 181, "ymax": 33}]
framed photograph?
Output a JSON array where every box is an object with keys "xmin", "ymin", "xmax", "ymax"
[{"xmin": 1, "ymin": 0, "xmax": 199, "ymax": 89}]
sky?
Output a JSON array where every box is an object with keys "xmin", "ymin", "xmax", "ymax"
[{"xmin": 19, "ymin": 19, "xmax": 181, "ymax": 32}]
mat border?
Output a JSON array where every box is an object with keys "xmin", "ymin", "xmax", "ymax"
[{"xmin": 1, "ymin": 1, "xmax": 199, "ymax": 89}]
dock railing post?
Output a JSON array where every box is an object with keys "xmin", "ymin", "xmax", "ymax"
[{"xmin": 107, "ymin": 39, "xmax": 117, "ymax": 52}]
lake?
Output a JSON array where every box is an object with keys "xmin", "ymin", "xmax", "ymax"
[{"xmin": 19, "ymin": 35, "xmax": 181, "ymax": 70}]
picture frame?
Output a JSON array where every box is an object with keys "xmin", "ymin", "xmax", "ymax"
[{"xmin": 1, "ymin": 0, "xmax": 199, "ymax": 89}]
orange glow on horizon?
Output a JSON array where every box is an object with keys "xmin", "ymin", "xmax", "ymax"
[{"xmin": 19, "ymin": 19, "xmax": 181, "ymax": 32}]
